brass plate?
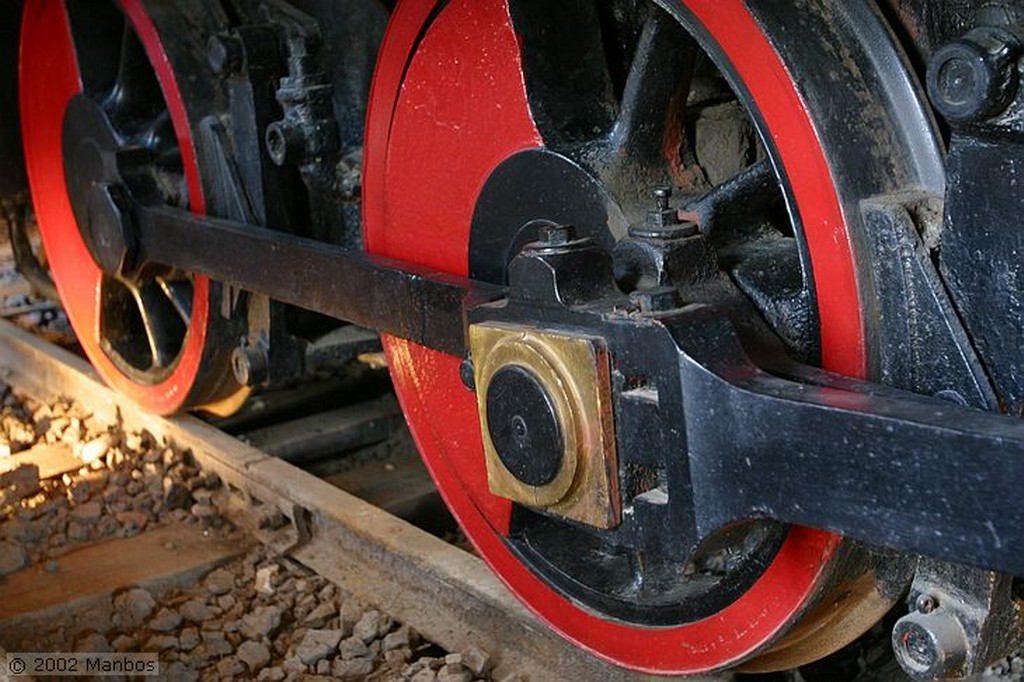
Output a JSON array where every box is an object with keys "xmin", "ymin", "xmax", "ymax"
[{"xmin": 470, "ymin": 322, "xmax": 620, "ymax": 528}]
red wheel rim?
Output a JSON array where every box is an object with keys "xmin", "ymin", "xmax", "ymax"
[
  {"xmin": 20, "ymin": 0, "xmax": 213, "ymax": 415},
  {"xmin": 366, "ymin": 0, "xmax": 861, "ymax": 674}
]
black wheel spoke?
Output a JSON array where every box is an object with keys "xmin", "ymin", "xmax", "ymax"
[
  {"xmin": 65, "ymin": 0, "xmax": 124, "ymax": 97},
  {"xmin": 132, "ymin": 280, "xmax": 187, "ymax": 371},
  {"xmin": 142, "ymin": 110, "xmax": 175, "ymax": 152},
  {"xmin": 682, "ymin": 159, "xmax": 783, "ymax": 241},
  {"xmin": 106, "ymin": 17, "xmax": 164, "ymax": 128},
  {"xmin": 606, "ymin": 10, "xmax": 697, "ymax": 166},
  {"xmin": 157, "ymin": 276, "xmax": 193, "ymax": 326},
  {"xmin": 509, "ymin": 0, "xmax": 616, "ymax": 148}
]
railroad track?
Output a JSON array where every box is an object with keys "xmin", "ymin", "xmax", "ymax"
[{"xmin": 0, "ymin": 317, "xmax": 726, "ymax": 682}]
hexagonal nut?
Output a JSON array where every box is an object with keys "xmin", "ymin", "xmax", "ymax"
[
  {"xmin": 892, "ymin": 610, "xmax": 969, "ymax": 681},
  {"xmin": 85, "ymin": 183, "xmax": 137, "ymax": 276}
]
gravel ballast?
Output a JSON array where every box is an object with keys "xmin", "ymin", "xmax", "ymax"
[{"xmin": 0, "ymin": 386, "xmax": 508, "ymax": 681}]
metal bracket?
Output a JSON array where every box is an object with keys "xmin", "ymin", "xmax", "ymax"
[{"xmin": 892, "ymin": 559, "xmax": 1023, "ymax": 680}]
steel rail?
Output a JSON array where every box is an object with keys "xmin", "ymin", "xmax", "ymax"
[{"xmin": 0, "ymin": 319, "xmax": 722, "ymax": 682}]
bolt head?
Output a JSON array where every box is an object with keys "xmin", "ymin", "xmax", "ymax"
[
  {"xmin": 265, "ymin": 122, "xmax": 304, "ymax": 167},
  {"xmin": 915, "ymin": 593, "xmax": 938, "ymax": 614},
  {"xmin": 927, "ymin": 26, "xmax": 1020, "ymax": 123},
  {"xmin": 537, "ymin": 224, "xmax": 575, "ymax": 246},
  {"xmin": 85, "ymin": 183, "xmax": 136, "ymax": 276},
  {"xmin": 207, "ymin": 34, "xmax": 243, "ymax": 76},
  {"xmin": 459, "ymin": 357, "xmax": 476, "ymax": 391},
  {"xmin": 232, "ymin": 341, "xmax": 269, "ymax": 386},
  {"xmin": 630, "ymin": 286, "xmax": 682, "ymax": 313},
  {"xmin": 892, "ymin": 610, "xmax": 968, "ymax": 680}
]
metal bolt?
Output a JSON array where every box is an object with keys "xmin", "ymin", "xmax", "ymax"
[
  {"xmin": 629, "ymin": 286, "xmax": 682, "ymax": 313},
  {"xmin": 265, "ymin": 121, "xmax": 304, "ymax": 167},
  {"xmin": 537, "ymin": 223, "xmax": 576, "ymax": 247},
  {"xmin": 459, "ymin": 357, "xmax": 476, "ymax": 391},
  {"xmin": 927, "ymin": 26, "xmax": 1020, "ymax": 123},
  {"xmin": 892, "ymin": 610, "xmax": 969, "ymax": 680},
  {"xmin": 631, "ymin": 186, "xmax": 698, "ymax": 239},
  {"xmin": 232, "ymin": 340, "xmax": 269, "ymax": 387},
  {"xmin": 85, "ymin": 183, "xmax": 137, "ymax": 276},
  {"xmin": 647, "ymin": 186, "xmax": 681, "ymax": 228},
  {"xmin": 207, "ymin": 34, "xmax": 243, "ymax": 76},
  {"xmin": 915, "ymin": 593, "xmax": 938, "ymax": 614}
]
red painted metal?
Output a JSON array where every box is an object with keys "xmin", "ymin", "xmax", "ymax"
[
  {"xmin": 363, "ymin": 0, "xmax": 861, "ymax": 674},
  {"xmin": 367, "ymin": 0, "xmax": 862, "ymax": 674},
  {"xmin": 19, "ymin": 0, "xmax": 212, "ymax": 415}
]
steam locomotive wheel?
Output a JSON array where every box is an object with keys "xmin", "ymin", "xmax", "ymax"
[
  {"xmin": 367, "ymin": 0, "xmax": 945, "ymax": 675},
  {"xmin": 20, "ymin": 0, "xmax": 246, "ymax": 415}
]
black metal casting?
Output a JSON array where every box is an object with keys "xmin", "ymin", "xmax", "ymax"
[
  {"xmin": 929, "ymin": 20, "xmax": 1024, "ymax": 416},
  {"xmin": 0, "ymin": 1, "xmax": 26, "ymax": 220},
  {"xmin": 71, "ymin": 114, "xmax": 1024, "ymax": 581},
  {"xmin": 485, "ymin": 364, "xmax": 565, "ymax": 487},
  {"xmin": 893, "ymin": 559, "xmax": 1022, "ymax": 680},
  {"xmin": 131, "ymin": 202, "xmax": 505, "ymax": 357}
]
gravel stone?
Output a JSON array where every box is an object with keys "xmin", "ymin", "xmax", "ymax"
[
  {"xmin": 338, "ymin": 636, "xmax": 370, "ymax": 660},
  {"xmin": 295, "ymin": 629, "xmax": 344, "ymax": 665},
  {"xmin": 201, "ymin": 630, "xmax": 233, "ymax": 657},
  {"xmin": 78, "ymin": 436, "xmax": 110, "ymax": 464},
  {"xmin": 179, "ymin": 598, "xmax": 214, "ymax": 623},
  {"xmin": 114, "ymin": 510, "xmax": 148, "ymax": 532},
  {"xmin": 162, "ymin": 478, "xmax": 192, "ymax": 511},
  {"xmin": 74, "ymin": 632, "xmax": 110, "ymax": 653},
  {"xmin": 462, "ymin": 646, "xmax": 492, "ymax": 676},
  {"xmin": 110, "ymin": 635, "xmax": 136, "ymax": 653},
  {"xmin": 0, "ymin": 464, "xmax": 40, "ymax": 501},
  {"xmin": 0, "ymin": 540, "xmax": 27, "ymax": 574},
  {"xmin": 95, "ymin": 515, "xmax": 119, "ymax": 537},
  {"xmin": 238, "ymin": 640, "xmax": 272, "ymax": 672},
  {"xmin": 66, "ymin": 521, "xmax": 89, "ymax": 541},
  {"xmin": 190, "ymin": 501, "xmax": 216, "ymax": 518},
  {"xmin": 163, "ymin": 661, "xmax": 199, "ymax": 682},
  {"xmin": 282, "ymin": 656, "xmax": 305, "ymax": 674},
  {"xmin": 148, "ymin": 607, "xmax": 183, "ymax": 632},
  {"xmin": 69, "ymin": 500, "xmax": 102, "ymax": 523},
  {"xmin": 116, "ymin": 588, "xmax": 156, "ymax": 629},
  {"xmin": 316, "ymin": 659, "xmax": 331, "ymax": 675},
  {"xmin": 241, "ymin": 605, "xmax": 284, "ymax": 640},
  {"xmin": 143, "ymin": 635, "xmax": 179, "ymax": 652},
  {"xmin": 411, "ymin": 670, "xmax": 438, "ymax": 682},
  {"xmin": 203, "ymin": 567, "xmax": 235, "ymax": 595},
  {"xmin": 383, "ymin": 628, "xmax": 410, "ymax": 652},
  {"xmin": 216, "ymin": 657, "xmax": 244, "ymax": 678},
  {"xmin": 302, "ymin": 601, "xmax": 336, "ymax": 628},
  {"xmin": 353, "ymin": 609, "xmax": 390, "ymax": 643},
  {"xmin": 260, "ymin": 667, "xmax": 286, "ymax": 682},
  {"xmin": 333, "ymin": 656, "xmax": 375, "ymax": 680},
  {"xmin": 437, "ymin": 667, "xmax": 474, "ymax": 682},
  {"xmin": 179, "ymin": 627, "xmax": 200, "ymax": 652},
  {"xmin": 255, "ymin": 564, "xmax": 280, "ymax": 595}
]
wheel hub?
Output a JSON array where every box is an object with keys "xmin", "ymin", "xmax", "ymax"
[
  {"xmin": 62, "ymin": 94, "xmax": 139, "ymax": 278},
  {"xmin": 469, "ymin": 149, "xmax": 627, "ymax": 284},
  {"xmin": 472, "ymin": 316, "xmax": 619, "ymax": 528}
]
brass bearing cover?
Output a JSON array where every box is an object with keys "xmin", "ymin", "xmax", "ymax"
[{"xmin": 469, "ymin": 322, "xmax": 620, "ymax": 528}]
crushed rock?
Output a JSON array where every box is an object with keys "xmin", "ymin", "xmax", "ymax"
[{"xmin": 0, "ymin": 387, "xmax": 502, "ymax": 681}]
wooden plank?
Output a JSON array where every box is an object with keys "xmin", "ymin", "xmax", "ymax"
[
  {"xmin": 0, "ymin": 442, "xmax": 81, "ymax": 479},
  {"xmin": 0, "ymin": 320, "xmax": 722, "ymax": 682},
  {"xmin": 323, "ymin": 450, "xmax": 452, "ymax": 534},
  {"xmin": 0, "ymin": 524, "xmax": 247, "ymax": 620},
  {"xmin": 241, "ymin": 395, "xmax": 402, "ymax": 463}
]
